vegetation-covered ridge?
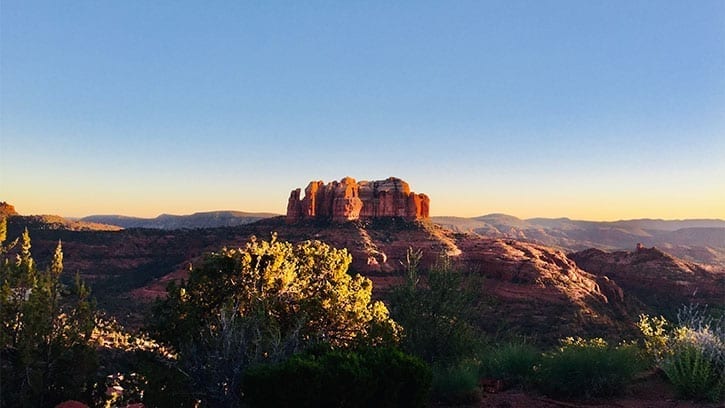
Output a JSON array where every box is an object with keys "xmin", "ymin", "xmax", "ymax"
[{"xmin": 1, "ymin": 218, "xmax": 723, "ymax": 407}]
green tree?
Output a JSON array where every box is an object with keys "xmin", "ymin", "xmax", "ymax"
[
  {"xmin": 388, "ymin": 248, "xmax": 483, "ymax": 365},
  {"xmin": 0, "ymin": 229, "xmax": 98, "ymax": 407},
  {"xmin": 0, "ymin": 216, "xmax": 6, "ymax": 244},
  {"xmin": 150, "ymin": 235, "xmax": 401, "ymax": 406},
  {"xmin": 50, "ymin": 240, "xmax": 63, "ymax": 277}
]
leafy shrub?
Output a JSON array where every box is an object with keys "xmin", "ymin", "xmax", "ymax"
[
  {"xmin": 388, "ymin": 248, "xmax": 483, "ymax": 366},
  {"xmin": 0, "ymin": 227, "xmax": 98, "ymax": 407},
  {"xmin": 536, "ymin": 337, "xmax": 643, "ymax": 398},
  {"xmin": 640, "ymin": 305, "xmax": 725, "ymax": 402},
  {"xmin": 86, "ymin": 315, "xmax": 196, "ymax": 408},
  {"xmin": 637, "ymin": 313, "xmax": 670, "ymax": 364},
  {"xmin": 431, "ymin": 360, "xmax": 482, "ymax": 405},
  {"xmin": 662, "ymin": 343, "xmax": 725, "ymax": 402},
  {"xmin": 480, "ymin": 341, "xmax": 541, "ymax": 388},
  {"xmin": 149, "ymin": 235, "xmax": 401, "ymax": 405},
  {"xmin": 243, "ymin": 347, "xmax": 431, "ymax": 408}
]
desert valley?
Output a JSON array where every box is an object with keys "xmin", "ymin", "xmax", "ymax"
[{"xmin": 1, "ymin": 177, "xmax": 724, "ymax": 407}]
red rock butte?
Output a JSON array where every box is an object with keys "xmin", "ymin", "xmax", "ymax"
[{"xmin": 286, "ymin": 177, "xmax": 430, "ymax": 223}]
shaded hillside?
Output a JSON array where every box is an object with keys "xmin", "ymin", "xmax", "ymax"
[
  {"xmin": 450, "ymin": 233, "xmax": 636, "ymax": 341},
  {"xmin": 81, "ymin": 210, "xmax": 278, "ymax": 229},
  {"xmin": 7, "ymin": 214, "xmax": 122, "ymax": 232},
  {"xmin": 432, "ymin": 215, "xmax": 725, "ymax": 267},
  {"xmin": 1, "ymin": 202, "xmax": 122, "ymax": 231},
  {"xmin": 569, "ymin": 245, "xmax": 725, "ymax": 315}
]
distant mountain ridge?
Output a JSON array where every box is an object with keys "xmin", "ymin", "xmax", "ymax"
[
  {"xmin": 81, "ymin": 210, "xmax": 279, "ymax": 229},
  {"xmin": 432, "ymin": 214, "xmax": 725, "ymax": 267}
]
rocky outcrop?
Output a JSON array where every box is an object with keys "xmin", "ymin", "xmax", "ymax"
[
  {"xmin": 452, "ymin": 234, "xmax": 634, "ymax": 340},
  {"xmin": 0, "ymin": 201, "xmax": 19, "ymax": 218},
  {"xmin": 569, "ymin": 245, "xmax": 725, "ymax": 311},
  {"xmin": 286, "ymin": 177, "xmax": 429, "ymax": 223}
]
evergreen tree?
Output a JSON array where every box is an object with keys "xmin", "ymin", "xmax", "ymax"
[
  {"xmin": 0, "ymin": 216, "xmax": 6, "ymax": 244},
  {"xmin": 50, "ymin": 240, "xmax": 63, "ymax": 278},
  {"xmin": 0, "ymin": 228, "xmax": 98, "ymax": 407},
  {"xmin": 16, "ymin": 227, "xmax": 35, "ymax": 285}
]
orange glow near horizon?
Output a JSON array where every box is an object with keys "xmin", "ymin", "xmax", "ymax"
[{"xmin": 6, "ymin": 188, "xmax": 725, "ymax": 222}]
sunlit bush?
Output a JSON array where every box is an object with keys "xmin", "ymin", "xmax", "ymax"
[
  {"xmin": 639, "ymin": 305, "xmax": 725, "ymax": 402},
  {"xmin": 0, "ymin": 226, "xmax": 98, "ymax": 407},
  {"xmin": 149, "ymin": 235, "xmax": 401, "ymax": 406}
]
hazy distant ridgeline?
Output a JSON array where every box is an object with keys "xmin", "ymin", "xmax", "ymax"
[
  {"xmin": 80, "ymin": 210, "xmax": 279, "ymax": 229},
  {"xmin": 432, "ymin": 214, "xmax": 725, "ymax": 267}
]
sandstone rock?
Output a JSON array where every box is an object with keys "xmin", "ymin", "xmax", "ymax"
[
  {"xmin": 569, "ymin": 245, "xmax": 725, "ymax": 310},
  {"xmin": 286, "ymin": 177, "xmax": 429, "ymax": 223},
  {"xmin": 0, "ymin": 201, "xmax": 18, "ymax": 218}
]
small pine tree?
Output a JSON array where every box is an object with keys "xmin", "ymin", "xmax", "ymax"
[
  {"xmin": 0, "ymin": 228, "xmax": 98, "ymax": 407},
  {"xmin": 50, "ymin": 240, "xmax": 63, "ymax": 278},
  {"xmin": 0, "ymin": 216, "xmax": 6, "ymax": 244},
  {"xmin": 16, "ymin": 227, "xmax": 35, "ymax": 285}
]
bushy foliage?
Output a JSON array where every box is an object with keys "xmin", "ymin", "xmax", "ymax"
[
  {"xmin": 149, "ymin": 235, "xmax": 400, "ymax": 406},
  {"xmin": 480, "ymin": 341, "xmax": 541, "ymax": 388},
  {"xmin": 639, "ymin": 305, "xmax": 725, "ymax": 402},
  {"xmin": 388, "ymin": 248, "xmax": 483, "ymax": 366},
  {"xmin": 536, "ymin": 337, "xmax": 643, "ymax": 398},
  {"xmin": 430, "ymin": 360, "xmax": 482, "ymax": 405},
  {"xmin": 0, "ymin": 227, "xmax": 98, "ymax": 407},
  {"xmin": 87, "ymin": 315, "xmax": 194, "ymax": 408},
  {"xmin": 662, "ymin": 343, "xmax": 724, "ymax": 402},
  {"xmin": 387, "ymin": 248, "xmax": 485, "ymax": 403},
  {"xmin": 243, "ymin": 346, "xmax": 431, "ymax": 408}
]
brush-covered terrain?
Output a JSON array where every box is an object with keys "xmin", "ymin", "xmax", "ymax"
[{"xmin": 1, "ymin": 199, "xmax": 723, "ymax": 407}]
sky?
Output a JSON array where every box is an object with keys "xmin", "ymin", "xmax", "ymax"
[{"xmin": 1, "ymin": 1, "xmax": 724, "ymax": 220}]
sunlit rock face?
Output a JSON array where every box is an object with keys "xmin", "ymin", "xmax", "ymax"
[
  {"xmin": 286, "ymin": 177, "xmax": 430, "ymax": 223},
  {"xmin": 0, "ymin": 201, "xmax": 19, "ymax": 218}
]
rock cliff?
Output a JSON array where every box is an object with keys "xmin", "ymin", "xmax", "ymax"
[
  {"xmin": 286, "ymin": 177, "xmax": 429, "ymax": 223},
  {"xmin": 0, "ymin": 201, "xmax": 19, "ymax": 218},
  {"xmin": 569, "ymin": 245, "xmax": 725, "ymax": 311}
]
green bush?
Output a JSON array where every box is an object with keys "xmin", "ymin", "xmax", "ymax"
[
  {"xmin": 1, "ymin": 227, "xmax": 98, "ymax": 407},
  {"xmin": 639, "ymin": 305, "xmax": 725, "ymax": 402},
  {"xmin": 536, "ymin": 337, "xmax": 643, "ymax": 398},
  {"xmin": 431, "ymin": 361, "xmax": 482, "ymax": 405},
  {"xmin": 149, "ymin": 236, "xmax": 401, "ymax": 406},
  {"xmin": 387, "ymin": 248, "xmax": 484, "ymax": 366},
  {"xmin": 480, "ymin": 342, "xmax": 541, "ymax": 388},
  {"xmin": 243, "ymin": 347, "xmax": 431, "ymax": 408},
  {"xmin": 662, "ymin": 343, "xmax": 725, "ymax": 402}
]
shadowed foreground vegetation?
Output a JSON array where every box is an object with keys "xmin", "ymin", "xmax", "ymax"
[{"xmin": 1, "ymin": 219, "xmax": 722, "ymax": 407}]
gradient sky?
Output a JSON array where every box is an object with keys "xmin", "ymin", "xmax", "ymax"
[{"xmin": 1, "ymin": 1, "xmax": 724, "ymax": 220}]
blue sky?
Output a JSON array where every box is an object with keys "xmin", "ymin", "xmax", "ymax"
[{"xmin": 1, "ymin": 1, "xmax": 724, "ymax": 219}]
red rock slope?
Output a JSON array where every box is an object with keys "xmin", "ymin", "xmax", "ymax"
[{"xmin": 569, "ymin": 244, "xmax": 725, "ymax": 311}]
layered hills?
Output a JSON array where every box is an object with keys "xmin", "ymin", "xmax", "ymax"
[
  {"xmin": 3, "ymin": 177, "xmax": 723, "ymax": 340},
  {"xmin": 433, "ymin": 214, "xmax": 725, "ymax": 267},
  {"xmin": 570, "ymin": 245, "xmax": 724, "ymax": 313},
  {"xmin": 2, "ymin": 201, "xmax": 121, "ymax": 232},
  {"xmin": 80, "ymin": 210, "xmax": 278, "ymax": 229},
  {"xmin": 6, "ymin": 215, "xmax": 637, "ymax": 340}
]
